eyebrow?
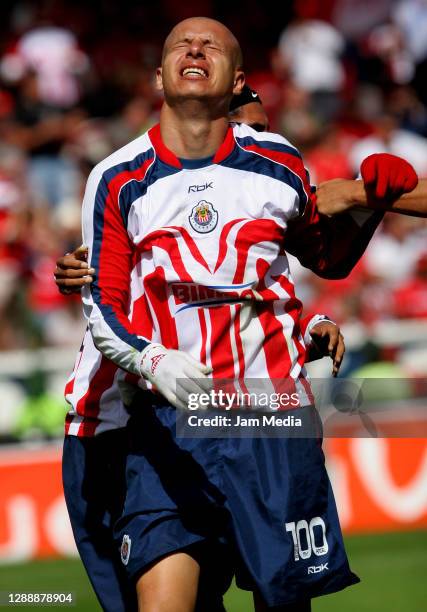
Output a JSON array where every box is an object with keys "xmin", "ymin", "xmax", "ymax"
[{"xmin": 173, "ymin": 33, "xmax": 222, "ymax": 46}]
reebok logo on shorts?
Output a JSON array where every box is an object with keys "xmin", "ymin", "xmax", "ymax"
[{"xmin": 308, "ymin": 563, "xmax": 328, "ymax": 574}]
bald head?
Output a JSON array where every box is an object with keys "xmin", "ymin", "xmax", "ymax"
[
  {"xmin": 157, "ymin": 16, "xmax": 245, "ymax": 111},
  {"xmin": 162, "ymin": 17, "xmax": 243, "ymax": 69}
]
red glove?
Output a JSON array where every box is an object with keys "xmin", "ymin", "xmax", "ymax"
[{"xmin": 361, "ymin": 153, "xmax": 418, "ymax": 201}]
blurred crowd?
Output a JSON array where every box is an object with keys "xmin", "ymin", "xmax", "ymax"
[{"xmin": 0, "ymin": 0, "xmax": 427, "ymax": 362}]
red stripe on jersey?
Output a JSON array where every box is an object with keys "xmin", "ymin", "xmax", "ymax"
[
  {"xmin": 98, "ymin": 159, "xmax": 154, "ymax": 341},
  {"xmin": 299, "ymin": 313, "xmax": 316, "ymax": 339},
  {"xmin": 256, "ymin": 300, "xmax": 299, "ymax": 404},
  {"xmin": 198, "ymin": 309, "xmax": 208, "ymax": 365},
  {"xmin": 108, "ymin": 159, "xmax": 154, "ymax": 198},
  {"xmin": 255, "ymin": 258, "xmax": 280, "ymax": 301},
  {"xmin": 299, "ymin": 377, "xmax": 315, "ymax": 406},
  {"xmin": 214, "ymin": 219, "xmax": 245, "ymax": 273},
  {"xmin": 148, "ymin": 124, "xmax": 182, "ymax": 168},
  {"xmin": 232, "ymin": 219, "xmax": 283, "ymax": 284},
  {"xmin": 273, "ymin": 273, "xmax": 305, "ymax": 366},
  {"xmin": 123, "ymin": 292, "xmax": 154, "ymax": 383},
  {"xmin": 75, "ymin": 357, "xmax": 118, "ymax": 436},
  {"xmin": 242, "ymin": 144, "xmax": 311, "ymax": 201},
  {"xmin": 120, "ymin": 292, "xmax": 155, "ymax": 384},
  {"xmin": 144, "ymin": 267, "xmax": 179, "ymax": 349},
  {"xmin": 233, "ymin": 304, "xmax": 246, "ymax": 380},
  {"xmin": 299, "ymin": 376, "xmax": 313, "ymax": 398},
  {"xmin": 213, "ymin": 126, "xmax": 235, "ymax": 163},
  {"xmin": 289, "ymin": 319, "xmax": 306, "ymax": 370},
  {"xmin": 137, "ymin": 230, "xmax": 193, "ymax": 282},
  {"xmin": 273, "ymin": 272, "xmax": 300, "ymax": 303},
  {"xmin": 64, "ymin": 377, "xmax": 75, "ymax": 398},
  {"xmin": 64, "ymin": 343, "xmax": 85, "ymax": 399},
  {"xmin": 255, "ymin": 259, "xmax": 290, "ymax": 380},
  {"xmin": 273, "ymin": 272, "xmax": 304, "ymax": 320},
  {"xmin": 209, "ymin": 306, "xmax": 235, "ymax": 378},
  {"xmin": 167, "ymin": 226, "xmax": 211, "ymax": 272},
  {"xmin": 131, "ymin": 293, "xmax": 155, "ymax": 338},
  {"xmin": 64, "ymin": 414, "xmax": 73, "ymax": 435},
  {"xmin": 256, "ymin": 302, "xmax": 291, "ymax": 378}
]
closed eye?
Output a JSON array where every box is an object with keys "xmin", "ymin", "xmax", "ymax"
[{"xmin": 249, "ymin": 123, "xmax": 267, "ymax": 132}]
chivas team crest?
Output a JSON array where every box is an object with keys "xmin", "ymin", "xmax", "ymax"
[
  {"xmin": 189, "ymin": 200, "xmax": 218, "ymax": 233},
  {"xmin": 121, "ymin": 534, "xmax": 131, "ymax": 565}
]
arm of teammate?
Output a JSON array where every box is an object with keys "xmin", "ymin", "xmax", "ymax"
[
  {"xmin": 300, "ymin": 314, "xmax": 344, "ymax": 376},
  {"xmin": 54, "ymin": 245, "xmax": 94, "ymax": 295},
  {"xmin": 285, "ymin": 190, "xmax": 385, "ymax": 280},
  {"xmin": 277, "ymin": 145, "xmax": 388, "ymax": 279},
  {"xmin": 315, "ymin": 154, "xmax": 426, "ymax": 217},
  {"xmin": 81, "ymin": 168, "xmax": 212, "ymax": 410}
]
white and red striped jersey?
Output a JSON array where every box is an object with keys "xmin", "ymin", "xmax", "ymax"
[
  {"xmin": 64, "ymin": 312, "xmax": 327, "ymax": 436},
  {"xmin": 65, "ymin": 123, "xmax": 383, "ymax": 436}
]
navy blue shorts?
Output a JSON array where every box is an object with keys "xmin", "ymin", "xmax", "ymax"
[
  {"xmin": 62, "ymin": 430, "xmax": 137, "ymax": 612},
  {"xmin": 63, "ymin": 430, "xmax": 228, "ymax": 612},
  {"xmin": 115, "ymin": 402, "xmax": 359, "ymax": 608}
]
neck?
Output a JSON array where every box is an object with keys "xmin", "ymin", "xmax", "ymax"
[{"xmin": 159, "ymin": 100, "xmax": 230, "ymax": 159}]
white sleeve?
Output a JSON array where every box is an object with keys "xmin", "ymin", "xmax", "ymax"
[{"xmin": 81, "ymin": 166, "xmax": 150, "ymax": 376}]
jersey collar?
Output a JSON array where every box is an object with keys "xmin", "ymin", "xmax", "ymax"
[{"xmin": 148, "ymin": 123, "xmax": 236, "ymax": 169}]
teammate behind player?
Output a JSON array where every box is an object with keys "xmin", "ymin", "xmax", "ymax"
[{"xmin": 229, "ymin": 84, "xmax": 269, "ymax": 132}]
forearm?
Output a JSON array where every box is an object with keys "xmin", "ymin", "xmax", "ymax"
[
  {"xmin": 84, "ymin": 299, "xmax": 149, "ymax": 375},
  {"xmin": 367, "ymin": 179, "xmax": 427, "ymax": 217},
  {"xmin": 317, "ymin": 178, "xmax": 427, "ymax": 218}
]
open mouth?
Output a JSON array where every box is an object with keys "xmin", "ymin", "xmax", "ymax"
[{"xmin": 181, "ymin": 66, "xmax": 209, "ymax": 79}]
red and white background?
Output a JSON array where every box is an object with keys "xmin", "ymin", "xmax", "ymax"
[{"xmin": 0, "ymin": 437, "xmax": 426, "ymax": 561}]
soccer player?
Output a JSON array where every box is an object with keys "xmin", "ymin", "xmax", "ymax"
[
  {"xmin": 76, "ymin": 17, "xmax": 420, "ymax": 612},
  {"xmin": 60, "ymin": 90, "xmax": 343, "ymax": 612},
  {"xmin": 60, "ymin": 87, "xmax": 342, "ymax": 612}
]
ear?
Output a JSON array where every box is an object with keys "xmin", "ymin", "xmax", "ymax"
[
  {"xmin": 155, "ymin": 67, "xmax": 164, "ymax": 91},
  {"xmin": 232, "ymin": 70, "xmax": 245, "ymax": 96}
]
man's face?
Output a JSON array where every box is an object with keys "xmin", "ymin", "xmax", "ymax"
[{"xmin": 157, "ymin": 18, "xmax": 244, "ymax": 105}]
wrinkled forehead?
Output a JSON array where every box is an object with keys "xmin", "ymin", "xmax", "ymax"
[{"xmin": 163, "ymin": 19, "xmax": 239, "ymax": 58}]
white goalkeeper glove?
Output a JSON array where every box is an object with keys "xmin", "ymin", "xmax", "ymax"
[{"xmin": 139, "ymin": 343, "xmax": 213, "ymax": 410}]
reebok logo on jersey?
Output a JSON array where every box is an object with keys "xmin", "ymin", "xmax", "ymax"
[
  {"xmin": 189, "ymin": 200, "xmax": 218, "ymax": 234},
  {"xmin": 188, "ymin": 181, "xmax": 213, "ymax": 193},
  {"xmin": 121, "ymin": 534, "xmax": 131, "ymax": 565},
  {"xmin": 307, "ymin": 563, "xmax": 328, "ymax": 574},
  {"xmin": 150, "ymin": 353, "xmax": 165, "ymax": 375}
]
